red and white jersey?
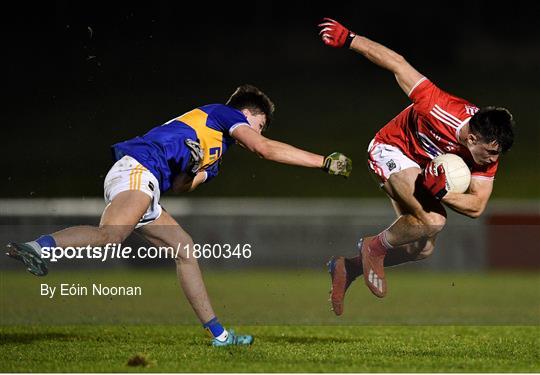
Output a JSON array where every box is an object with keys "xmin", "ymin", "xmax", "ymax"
[{"xmin": 374, "ymin": 78, "xmax": 497, "ymax": 180}]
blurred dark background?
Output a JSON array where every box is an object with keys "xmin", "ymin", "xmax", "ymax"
[{"xmin": 4, "ymin": 1, "xmax": 540, "ymax": 198}]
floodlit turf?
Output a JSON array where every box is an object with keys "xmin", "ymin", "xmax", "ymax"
[
  {"xmin": 2, "ymin": 269, "xmax": 539, "ymax": 325},
  {"xmin": 1, "ymin": 269, "xmax": 539, "ymax": 371},
  {"xmin": 1, "ymin": 325, "xmax": 538, "ymax": 372}
]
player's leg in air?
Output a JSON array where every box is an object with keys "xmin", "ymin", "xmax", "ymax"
[
  {"xmin": 6, "ymin": 157, "xmax": 251, "ymax": 346},
  {"xmin": 6, "ymin": 157, "xmax": 157, "ymax": 275},
  {"xmin": 328, "ymin": 164, "xmax": 446, "ymax": 314},
  {"xmin": 5, "ymin": 189, "xmax": 150, "ymax": 277},
  {"xmin": 328, "ymin": 163, "xmax": 445, "ymax": 313},
  {"xmin": 135, "ymin": 209, "xmax": 253, "ymax": 346}
]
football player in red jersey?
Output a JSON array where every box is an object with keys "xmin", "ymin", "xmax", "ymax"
[{"xmin": 318, "ymin": 18, "xmax": 515, "ymax": 314}]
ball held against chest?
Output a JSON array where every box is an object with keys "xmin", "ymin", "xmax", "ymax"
[{"xmin": 432, "ymin": 154, "xmax": 471, "ymax": 193}]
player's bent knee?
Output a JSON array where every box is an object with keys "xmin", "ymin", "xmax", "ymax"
[
  {"xmin": 419, "ymin": 213, "xmax": 446, "ymax": 237},
  {"xmin": 414, "ymin": 241, "xmax": 436, "ymax": 260}
]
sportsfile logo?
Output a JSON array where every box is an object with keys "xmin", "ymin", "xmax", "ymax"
[{"xmin": 40, "ymin": 243, "xmax": 253, "ymax": 262}]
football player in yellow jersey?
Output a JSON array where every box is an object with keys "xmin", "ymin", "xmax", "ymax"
[{"xmin": 7, "ymin": 84, "xmax": 352, "ymax": 346}]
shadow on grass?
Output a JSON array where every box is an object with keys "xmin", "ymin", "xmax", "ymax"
[
  {"xmin": 0, "ymin": 332, "xmax": 79, "ymax": 345},
  {"xmin": 262, "ymin": 334, "xmax": 361, "ymax": 344}
]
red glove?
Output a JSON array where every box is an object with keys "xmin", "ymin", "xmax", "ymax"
[
  {"xmin": 318, "ymin": 18, "xmax": 356, "ymax": 48},
  {"xmin": 422, "ymin": 162, "xmax": 448, "ymax": 200}
]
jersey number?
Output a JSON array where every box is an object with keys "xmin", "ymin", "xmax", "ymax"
[{"xmin": 209, "ymin": 147, "xmax": 221, "ymax": 161}]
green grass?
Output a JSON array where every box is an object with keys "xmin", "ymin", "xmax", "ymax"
[
  {"xmin": 1, "ymin": 269, "xmax": 539, "ymax": 325},
  {"xmin": 1, "ymin": 269, "xmax": 539, "ymax": 372},
  {"xmin": 1, "ymin": 325, "xmax": 538, "ymax": 372}
]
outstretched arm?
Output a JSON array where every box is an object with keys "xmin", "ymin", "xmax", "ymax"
[
  {"xmin": 349, "ymin": 36, "xmax": 424, "ymax": 95},
  {"xmin": 319, "ymin": 18, "xmax": 424, "ymax": 95},
  {"xmin": 233, "ymin": 125, "xmax": 324, "ymax": 167},
  {"xmin": 231, "ymin": 125, "xmax": 352, "ymax": 177}
]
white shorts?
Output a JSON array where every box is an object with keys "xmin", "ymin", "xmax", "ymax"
[
  {"xmin": 103, "ymin": 155, "xmax": 162, "ymax": 228},
  {"xmin": 367, "ymin": 139, "xmax": 421, "ymax": 185}
]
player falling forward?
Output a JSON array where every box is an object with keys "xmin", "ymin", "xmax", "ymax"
[
  {"xmin": 6, "ymin": 85, "xmax": 352, "ymax": 343},
  {"xmin": 318, "ymin": 18, "xmax": 515, "ymax": 314}
]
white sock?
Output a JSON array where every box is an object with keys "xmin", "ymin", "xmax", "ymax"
[
  {"xmin": 380, "ymin": 230, "xmax": 394, "ymax": 250},
  {"xmin": 215, "ymin": 329, "xmax": 229, "ymax": 342},
  {"xmin": 25, "ymin": 241, "xmax": 42, "ymax": 256}
]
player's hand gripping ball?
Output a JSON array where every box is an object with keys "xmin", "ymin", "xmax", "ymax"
[
  {"xmin": 318, "ymin": 18, "xmax": 356, "ymax": 48},
  {"xmin": 422, "ymin": 162, "xmax": 448, "ymax": 200},
  {"xmin": 422, "ymin": 154, "xmax": 471, "ymax": 199},
  {"xmin": 323, "ymin": 152, "xmax": 352, "ymax": 178},
  {"xmin": 432, "ymin": 154, "xmax": 471, "ymax": 193}
]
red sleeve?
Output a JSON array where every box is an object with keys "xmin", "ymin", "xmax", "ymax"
[
  {"xmin": 409, "ymin": 78, "xmax": 477, "ymax": 130},
  {"xmin": 471, "ymin": 160, "xmax": 498, "ymax": 180},
  {"xmin": 408, "ymin": 78, "xmax": 445, "ymax": 116}
]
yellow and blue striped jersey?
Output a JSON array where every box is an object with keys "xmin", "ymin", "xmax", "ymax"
[{"xmin": 112, "ymin": 104, "xmax": 250, "ymax": 192}]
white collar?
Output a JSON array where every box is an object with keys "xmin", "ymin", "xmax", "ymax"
[{"xmin": 456, "ymin": 117, "xmax": 471, "ymax": 143}]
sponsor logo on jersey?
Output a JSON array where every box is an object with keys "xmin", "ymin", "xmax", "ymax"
[
  {"xmin": 465, "ymin": 105, "xmax": 479, "ymax": 116},
  {"xmin": 417, "ymin": 132, "xmax": 444, "ymax": 158},
  {"xmin": 429, "ymin": 129, "xmax": 442, "ymax": 141}
]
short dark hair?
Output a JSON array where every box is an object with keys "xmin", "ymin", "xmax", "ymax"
[
  {"xmin": 226, "ymin": 84, "xmax": 275, "ymax": 128},
  {"xmin": 469, "ymin": 107, "xmax": 515, "ymax": 153}
]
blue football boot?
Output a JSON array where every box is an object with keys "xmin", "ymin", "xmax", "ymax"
[{"xmin": 212, "ymin": 329, "xmax": 253, "ymax": 347}]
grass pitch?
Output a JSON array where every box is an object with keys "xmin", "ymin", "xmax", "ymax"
[
  {"xmin": 1, "ymin": 325, "xmax": 538, "ymax": 372},
  {"xmin": 1, "ymin": 269, "xmax": 539, "ymax": 372}
]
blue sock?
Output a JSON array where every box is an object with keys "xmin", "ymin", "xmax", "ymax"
[
  {"xmin": 203, "ymin": 317, "xmax": 225, "ymax": 338},
  {"xmin": 36, "ymin": 235, "xmax": 57, "ymax": 248}
]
